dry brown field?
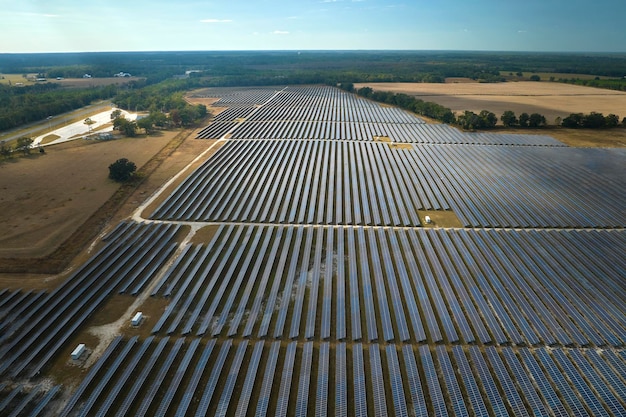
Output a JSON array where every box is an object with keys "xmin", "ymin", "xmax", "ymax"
[
  {"xmin": 356, "ymin": 81, "xmax": 626, "ymax": 125},
  {"xmin": 0, "ymin": 135, "xmax": 172, "ymax": 259}
]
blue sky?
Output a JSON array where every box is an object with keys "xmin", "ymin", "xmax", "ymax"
[{"xmin": 2, "ymin": 0, "xmax": 625, "ymax": 53}]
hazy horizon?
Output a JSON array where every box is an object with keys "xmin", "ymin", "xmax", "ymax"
[{"xmin": 2, "ymin": 0, "xmax": 626, "ymax": 53}]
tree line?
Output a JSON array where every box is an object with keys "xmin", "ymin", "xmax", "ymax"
[{"xmin": 0, "ymin": 83, "xmax": 118, "ymax": 131}]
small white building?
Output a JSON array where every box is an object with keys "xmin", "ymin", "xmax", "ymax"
[
  {"xmin": 131, "ymin": 312, "xmax": 143, "ymax": 327},
  {"xmin": 424, "ymin": 215, "xmax": 432, "ymax": 224},
  {"xmin": 71, "ymin": 344, "xmax": 86, "ymax": 360}
]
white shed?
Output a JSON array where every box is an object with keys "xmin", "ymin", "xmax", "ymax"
[
  {"xmin": 71, "ymin": 344, "xmax": 86, "ymax": 360},
  {"xmin": 131, "ymin": 312, "xmax": 143, "ymax": 327}
]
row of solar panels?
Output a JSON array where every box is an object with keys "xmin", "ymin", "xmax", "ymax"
[
  {"xmin": 0, "ymin": 222, "xmax": 181, "ymax": 378},
  {"xmin": 151, "ymin": 139, "xmax": 624, "ymax": 228},
  {"xmin": 59, "ymin": 336, "xmax": 626, "ymax": 417},
  {"xmin": 198, "ymin": 119, "xmax": 562, "ymax": 146},
  {"xmin": 213, "ymin": 103, "xmax": 423, "ymax": 124},
  {"xmin": 149, "ymin": 225, "xmax": 625, "ymax": 347},
  {"xmin": 198, "ymin": 85, "xmax": 563, "ymax": 145},
  {"xmin": 0, "ymin": 383, "xmax": 61, "ymax": 417}
]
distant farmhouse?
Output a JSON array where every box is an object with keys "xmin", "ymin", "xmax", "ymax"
[{"xmin": 114, "ymin": 72, "xmax": 132, "ymax": 77}]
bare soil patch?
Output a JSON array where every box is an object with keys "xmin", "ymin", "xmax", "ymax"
[
  {"xmin": 418, "ymin": 210, "xmax": 464, "ymax": 228},
  {"xmin": 189, "ymin": 225, "xmax": 221, "ymax": 245},
  {"xmin": 356, "ymin": 82, "xmax": 626, "ymax": 125}
]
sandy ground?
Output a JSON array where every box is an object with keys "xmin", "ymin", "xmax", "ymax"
[
  {"xmin": 356, "ymin": 81, "xmax": 626, "ymax": 124},
  {"xmin": 32, "ymin": 109, "xmax": 136, "ymax": 146}
]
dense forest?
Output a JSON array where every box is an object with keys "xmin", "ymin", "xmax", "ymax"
[{"xmin": 2, "ymin": 51, "xmax": 626, "ymax": 132}]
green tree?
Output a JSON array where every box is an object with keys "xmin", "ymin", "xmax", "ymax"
[
  {"xmin": 501, "ymin": 110, "xmax": 518, "ymax": 127},
  {"xmin": 582, "ymin": 112, "xmax": 606, "ymax": 128},
  {"xmin": 108, "ymin": 158, "xmax": 136, "ymax": 182},
  {"xmin": 562, "ymin": 113, "xmax": 584, "ymax": 128},
  {"xmin": 528, "ymin": 113, "xmax": 546, "ymax": 128},
  {"xmin": 113, "ymin": 116, "xmax": 138, "ymax": 137},
  {"xmin": 479, "ymin": 110, "xmax": 497, "ymax": 128},
  {"xmin": 605, "ymin": 113, "xmax": 620, "ymax": 128},
  {"xmin": 0, "ymin": 143, "xmax": 12, "ymax": 159},
  {"xmin": 136, "ymin": 117, "xmax": 154, "ymax": 134},
  {"xmin": 529, "ymin": 74, "xmax": 541, "ymax": 81},
  {"xmin": 110, "ymin": 109, "xmax": 122, "ymax": 120},
  {"xmin": 518, "ymin": 112, "xmax": 530, "ymax": 127},
  {"xmin": 15, "ymin": 137, "xmax": 33, "ymax": 155}
]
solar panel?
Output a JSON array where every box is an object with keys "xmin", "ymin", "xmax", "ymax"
[
  {"xmin": 295, "ymin": 342, "xmax": 314, "ymax": 417},
  {"xmin": 386, "ymin": 345, "xmax": 408, "ymax": 417},
  {"xmin": 175, "ymin": 339, "xmax": 217, "ymax": 417},
  {"xmin": 420, "ymin": 345, "xmax": 448, "ymax": 417},
  {"xmin": 28, "ymin": 384, "xmax": 61, "ymax": 417},
  {"xmin": 536, "ymin": 348, "xmax": 591, "ymax": 416},
  {"xmin": 335, "ymin": 343, "xmax": 348, "ymax": 417},
  {"xmin": 227, "ymin": 341, "xmax": 262, "ymax": 416},
  {"xmin": 568, "ymin": 349, "xmax": 626, "ymax": 417},
  {"xmin": 402, "ymin": 346, "xmax": 428, "ymax": 417},
  {"xmin": 95, "ymin": 336, "xmax": 154, "ymax": 417},
  {"xmin": 517, "ymin": 348, "xmax": 569, "ymax": 417},
  {"xmin": 315, "ymin": 342, "xmax": 330, "ymax": 417},
  {"xmin": 275, "ymin": 342, "xmax": 297, "ymax": 417},
  {"xmin": 501, "ymin": 347, "xmax": 548, "ymax": 417},
  {"xmin": 468, "ymin": 346, "xmax": 508, "ymax": 417},
  {"xmin": 435, "ymin": 346, "xmax": 468, "ymax": 417},
  {"xmin": 369, "ymin": 344, "xmax": 388, "ymax": 417},
  {"xmin": 194, "ymin": 340, "xmax": 232, "ymax": 417},
  {"xmin": 155, "ymin": 338, "xmax": 200, "ymax": 417},
  {"xmin": 255, "ymin": 341, "xmax": 281, "ymax": 417},
  {"xmin": 215, "ymin": 341, "xmax": 249, "ymax": 417},
  {"xmin": 353, "ymin": 343, "xmax": 368, "ymax": 417},
  {"xmin": 451, "ymin": 346, "xmax": 489, "ymax": 417},
  {"xmin": 77, "ymin": 337, "xmax": 139, "ymax": 417}
]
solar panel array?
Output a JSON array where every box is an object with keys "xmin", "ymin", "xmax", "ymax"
[
  {"xmin": 148, "ymin": 225, "xmax": 625, "ymax": 347},
  {"xmin": 2, "ymin": 85, "xmax": 624, "ymax": 416},
  {"xmin": 151, "ymin": 140, "xmax": 623, "ymax": 228},
  {"xmin": 0, "ymin": 221, "xmax": 181, "ymax": 380}
]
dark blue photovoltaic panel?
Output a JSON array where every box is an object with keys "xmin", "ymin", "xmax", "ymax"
[
  {"xmin": 500, "ymin": 347, "xmax": 547, "ymax": 417},
  {"xmin": 77, "ymin": 337, "xmax": 138, "ymax": 417},
  {"xmin": 386, "ymin": 345, "xmax": 408, "ymax": 417},
  {"xmin": 485, "ymin": 347, "xmax": 529, "ymax": 417},
  {"xmin": 518, "ymin": 348, "xmax": 569, "ymax": 417},
  {"xmin": 275, "ymin": 342, "xmax": 297, "ymax": 417},
  {"xmin": 420, "ymin": 345, "xmax": 448, "ymax": 417},
  {"xmin": 194, "ymin": 340, "xmax": 232, "ymax": 417},
  {"xmin": 369, "ymin": 344, "xmax": 388, "ymax": 417},
  {"xmin": 335, "ymin": 343, "xmax": 348, "ymax": 417},
  {"xmin": 435, "ymin": 346, "xmax": 468, "ymax": 417},
  {"xmin": 468, "ymin": 346, "xmax": 508, "ymax": 417},
  {"xmin": 295, "ymin": 342, "xmax": 313, "ymax": 417},
  {"xmin": 315, "ymin": 342, "xmax": 330, "ymax": 417},
  {"xmin": 234, "ymin": 341, "xmax": 263, "ymax": 417},
  {"xmin": 215, "ymin": 341, "xmax": 249, "ymax": 417},
  {"xmin": 402, "ymin": 346, "xmax": 428, "ymax": 417},
  {"xmin": 95, "ymin": 337, "xmax": 154, "ymax": 417},
  {"xmin": 353, "ymin": 344, "xmax": 368, "ymax": 417},
  {"xmin": 451, "ymin": 346, "xmax": 489, "ymax": 417},
  {"xmin": 175, "ymin": 339, "xmax": 216, "ymax": 417},
  {"xmin": 568, "ymin": 349, "xmax": 626, "ymax": 417},
  {"xmin": 255, "ymin": 341, "xmax": 280, "ymax": 417},
  {"xmin": 551, "ymin": 349, "xmax": 610, "ymax": 417},
  {"xmin": 535, "ymin": 348, "xmax": 590, "ymax": 417}
]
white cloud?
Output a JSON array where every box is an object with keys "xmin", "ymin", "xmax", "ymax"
[
  {"xmin": 272, "ymin": 30, "xmax": 290, "ymax": 35},
  {"xmin": 200, "ymin": 19, "xmax": 233, "ymax": 23},
  {"xmin": 287, "ymin": 16, "xmax": 299, "ymax": 19}
]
